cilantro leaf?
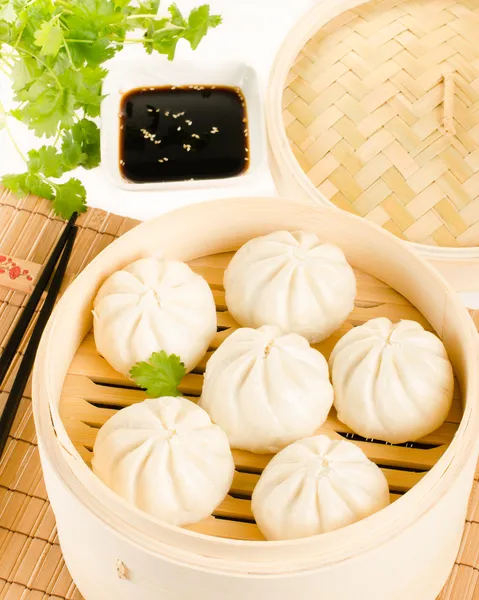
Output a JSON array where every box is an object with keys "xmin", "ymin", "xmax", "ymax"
[
  {"xmin": 61, "ymin": 134, "xmax": 87, "ymax": 171},
  {"xmin": 28, "ymin": 147, "xmax": 65, "ymax": 178},
  {"xmin": 65, "ymin": 67, "xmax": 107, "ymax": 118},
  {"xmin": 183, "ymin": 4, "xmax": 221, "ymax": 50},
  {"xmin": 11, "ymin": 57, "xmax": 43, "ymax": 93},
  {"xmin": 1, "ymin": 173, "xmax": 28, "ymax": 197},
  {"xmin": 0, "ymin": 18, "xmax": 10, "ymax": 42},
  {"xmin": 24, "ymin": 173, "xmax": 54, "ymax": 200},
  {"xmin": 72, "ymin": 119, "xmax": 101, "ymax": 168},
  {"xmin": 12, "ymin": 85, "xmax": 76, "ymax": 137},
  {"xmin": 135, "ymin": 0, "xmax": 161, "ymax": 14},
  {"xmin": 52, "ymin": 178, "xmax": 87, "ymax": 218},
  {"xmin": 34, "ymin": 22, "xmax": 63, "ymax": 57},
  {"xmin": 150, "ymin": 24, "xmax": 184, "ymax": 60},
  {"xmin": 61, "ymin": 119, "xmax": 101, "ymax": 170},
  {"xmin": 130, "ymin": 351, "xmax": 186, "ymax": 398},
  {"xmin": 0, "ymin": 0, "xmax": 14, "ymax": 23},
  {"xmin": 1, "ymin": 172, "xmax": 54, "ymax": 200},
  {"xmin": 168, "ymin": 3, "xmax": 186, "ymax": 27}
]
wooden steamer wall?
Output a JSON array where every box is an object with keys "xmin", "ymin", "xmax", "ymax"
[{"xmin": 33, "ymin": 198, "xmax": 479, "ymax": 600}]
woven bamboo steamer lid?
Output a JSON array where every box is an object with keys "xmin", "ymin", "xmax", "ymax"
[
  {"xmin": 33, "ymin": 197, "xmax": 479, "ymax": 600},
  {"xmin": 267, "ymin": 0, "xmax": 479, "ymax": 292}
]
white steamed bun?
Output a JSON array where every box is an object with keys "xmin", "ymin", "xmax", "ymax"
[
  {"xmin": 92, "ymin": 396, "xmax": 234, "ymax": 526},
  {"xmin": 93, "ymin": 256, "xmax": 217, "ymax": 376},
  {"xmin": 224, "ymin": 230, "xmax": 356, "ymax": 343}
]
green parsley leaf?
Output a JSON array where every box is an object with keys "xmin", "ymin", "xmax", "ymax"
[
  {"xmin": 151, "ymin": 24, "xmax": 184, "ymax": 60},
  {"xmin": 52, "ymin": 178, "xmax": 87, "ymax": 218},
  {"xmin": 72, "ymin": 119, "xmax": 101, "ymax": 168},
  {"xmin": 0, "ymin": 1, "xmax": 14, "ymax": 23},
  {"xmin": 61, "ymin": 118, "xmax": 101, "ymax": 170},
  {"xmin": 65, "ymin": 67, "xmax": 107, "ymax": 118},
  {"xmin": 130, "ymin": 351, "xmax": 186, "ymax": 398},
  {"xmin": 33, "ymin": 22, "xmax": 63, "ymax": 57},
  {"xmin": 61, "ymin": 134, "xmax": 87, "ymax": 171},
  {"xmin": 12, "ymin": 85, "xmax": 76, "ymax": 138},
  {"xmin": 183, "ymin": 4, "xmax": 221, "ymax": 50},
  {"xmin": 1, "ymin": 172, "xmax": 54, "ymax": 200},
  {"xmin": 24, "ymin": 173, "xmax": 54, "ymax": 200},
  {"xmin": 135, "ymin": 0, "xmax": 161, "ymax": 14},
  {"xmin": 1, "ymin": 173, "xmax": 28, "ymax": 197},
  {"xmin": 27, "ymin": 147, "xmax": 65, "ymax": 178},
  {"xmin": 168, "ymin": 3, "xmax": 186, "ymax": 27},
  {"xmin": 0, "ymin": 18, "xmax": 10, "ymax": 42},
  {"xmin": 11, "ymin": 57, "xmax": 43, "ymax": 93}
]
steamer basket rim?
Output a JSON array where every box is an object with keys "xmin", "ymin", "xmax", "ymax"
[
  {"xmin": 32, "ymin": 196, "xmax": 479, "ymax": 573},
  {"xmin": 265, "ymin": 0, "xmax": 479, "ymax": 261}
]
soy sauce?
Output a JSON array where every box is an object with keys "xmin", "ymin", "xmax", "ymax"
[{"xmin": 119, "ymin": 85, "xmax": 249, "ymax": 183}]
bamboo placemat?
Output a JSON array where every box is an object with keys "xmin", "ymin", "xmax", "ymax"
[
  {"xmin": 0, "ymin": 186, "xmax": 477, "ymax": 599},
  {"xmin": 282, "ymin": 0, "xmax": 479, "ymax": 248}
]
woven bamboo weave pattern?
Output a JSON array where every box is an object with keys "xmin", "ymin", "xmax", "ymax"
[
  {"xmin": 283, "ymin": 0, "xmax": 479, "ymax": 247},
  {"xmin": 0, "ymin": 187, "xmax": 476, "ymax": 598}
]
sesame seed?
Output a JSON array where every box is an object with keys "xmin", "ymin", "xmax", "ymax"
[
  {"xmin": 158, "ymin": 159, "xmax": 164, "ymax": 163},
  {"xmin": 154, "ymin": 140, "xmax": 161, "ymax": 144},
  {"xmin": 245, "ymin": 148, "xmax": 249, "ymax": 152},
  {"xmin": 156, "ymin": 108, "xmax": 160, "ymax": 113},
  {"xmin": 211, "ymin": 127, "xmax": 219, "ymax": 134},
  {"xmin": 186, "ymin": 120, "xmax": 192, "ymax": 126},
  {"xmin": 177, "ymin": 126, "xmax": 181, "ymax": 131},
  {"xmin": 245, "ymin": 157, "xmax": 249, "ymax": 161},
  {"xmin": 243, "ymin": 118, "xmax": 247, "ymax": 123},
  {"xmin": 150, "ymin": 87, "xmax": 155, "ymax": 91},
  {"xmin": 165, "ymin": 111, "xmax": 170, "ymax": 116},
  {"xmin": 171, "ymin": 86, "xmax": 176, "ymax": 90},
  {"xmin": 163, "ymin": 157, "xmax": 169, "ymax": 161},
  {"xmin": 120, "ymin": 160, "xmax": 125, "ymax": 165},
  {"xmin": 147, "ymin": 108, "xmax": 153, "ymax": 112},
  {"xmin": 191, "ymin": 133, "xmax": 200, "ymax": 139}
]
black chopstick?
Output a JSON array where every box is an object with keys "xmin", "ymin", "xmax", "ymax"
[
  {"xmin": 0, "ymin": 225, "xmax": 78, "ymax": 458},
  {"xmin": 0, "ymin": 212, "xmax": 77, "ymax": 388}
]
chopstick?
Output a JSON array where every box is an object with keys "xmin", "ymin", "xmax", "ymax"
[
  {"xmin": 0, "ymin": 212, "xmax": 77, "ymax": 387},
  {"xmin": 0, "ymin": 218, "xmax": 78, "ymax": 458}
]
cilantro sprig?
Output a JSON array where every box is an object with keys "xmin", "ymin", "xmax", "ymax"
[
  {"xmin": 130, "ymin": 351, "xmax": 186, "ymax": 398},
  {"xmin": 0, "ymin": 0, "xmax": 221, "ymax": 218}
]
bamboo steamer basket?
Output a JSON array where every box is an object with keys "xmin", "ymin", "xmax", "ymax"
[
  {"xmin": 32, "ymin": 197, "xmax": 479, "ymax": 600},
  {"xmin": 267, "ymin": 0, "xmax": 479, "ymax": 292}
]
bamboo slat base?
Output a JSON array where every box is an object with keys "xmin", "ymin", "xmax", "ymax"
[
  {"xmin": 282, "ymin": 0, "xmax": 479, "ymax": 248},
  {"xmin": 0, "ymin": 187, "xmax": 476, "ymax": 598}
]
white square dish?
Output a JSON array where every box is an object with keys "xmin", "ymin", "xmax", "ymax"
[{"xmin": 101, "ymin": 56, "xmax": 268, "ymax": 192}]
